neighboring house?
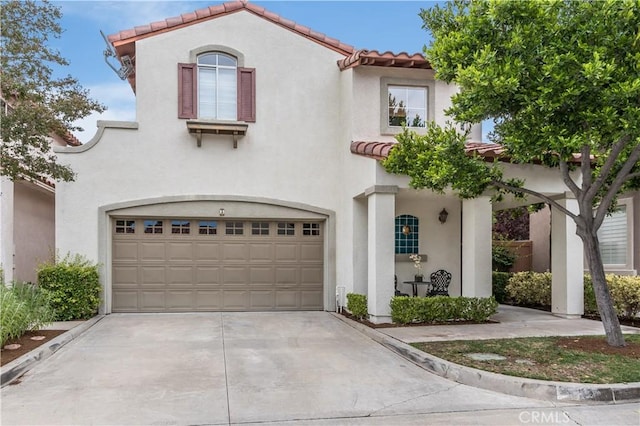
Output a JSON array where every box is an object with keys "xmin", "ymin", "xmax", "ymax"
[
  {"xmin": 0, "ymin": 97, "xmax": 82, "ymax": 284},
  {"xmin": 54, "ymin": 1, "xmax": 586, "ymax": 322},
  {"xmin": 530, "ymin": 191, "xmax": 639, "ymax": 276}
]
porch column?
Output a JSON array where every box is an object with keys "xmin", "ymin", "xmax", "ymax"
[
  {"xmin": 551, "ymin": 195, "xmax": 584, "ymax": 318},
  {"xmin": 462, "ymin": 196, "xmax": 492, "ymax": 297},
  {"xmin": 365, "ymin": 185, "xmax": 397, "ymax": 323}
]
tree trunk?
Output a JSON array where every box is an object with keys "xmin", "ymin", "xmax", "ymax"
[{"xmin": 580, "ymin": 230, "xmax": 626, "ymax": 347}]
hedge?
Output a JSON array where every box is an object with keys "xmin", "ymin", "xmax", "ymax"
[
  {"xmin": 390, "ymin": 296, "xmax": 498, "ymax": 325},
  {"xmin": 507, "ymin": 271, "xmax": 640, "ymax": 318},
  {"xmin": 492, "ymin": 271, "xmax": 511, "ymax": 304}
]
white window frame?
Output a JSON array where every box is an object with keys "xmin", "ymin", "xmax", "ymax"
[
  {"xmin": 597, "ymin": 197, "xmax": 635, "ymax": 274},
  {"xmin": 380, "ymin": 77, "xmax": 435, "ymax": 135},
  {"xmin": 197, "ymin": 52, "xmax": 237, "ymax": 120}
]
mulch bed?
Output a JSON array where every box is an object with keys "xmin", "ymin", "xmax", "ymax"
[
  {"xmin": 1, "ymin": 330, "xmax": 66, "ymax": 367},
  {"xmin": 556, "ymin": 336, "xmax": 640, "ymax": 357}
]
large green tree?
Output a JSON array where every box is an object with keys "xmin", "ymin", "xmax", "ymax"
[
  {"xmin": 383, "ymin": 0, "xmax": 640, "ymax": 346},
  {"xmin": 1, "ymin": 0, "xmax": 104, "ymax": 182}
]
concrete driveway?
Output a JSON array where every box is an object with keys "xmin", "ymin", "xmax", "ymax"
[{"xmin": 1, "ymin": 312, "xmax": 638, "ymax": 425}]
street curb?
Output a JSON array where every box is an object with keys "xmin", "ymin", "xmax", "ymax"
[
  {"xmin": 1, "ymin": 315, "xmax": 105, "ymax": 388},
  {"xmin": 331, "ymin": 312, "xmax": 640, "ymax": 404}
]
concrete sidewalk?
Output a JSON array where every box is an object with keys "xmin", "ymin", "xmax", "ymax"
[{"xmin": 379, "ymin": 304, "xmax": 640, "ymax": 343}]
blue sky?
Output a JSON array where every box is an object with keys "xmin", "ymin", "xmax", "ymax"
[{"xmin": 52, "ymin": 0, "xmax": 453, "ymax": 141}]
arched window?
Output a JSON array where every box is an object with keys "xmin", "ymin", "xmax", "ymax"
[
  {"xmin": 197, "ymin": 52, "xmax": 237, "ymax": 120},
  {"xmin": 395, "ymin": 215, "xmax": 419, "ymax": 254}
]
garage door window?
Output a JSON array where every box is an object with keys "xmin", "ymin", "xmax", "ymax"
[
  {"xmin": 144, "ymin": 220, "xmax": 163, "ymax": 234},
  {"xmin": 115, "ymin": 220, "xmax": 135, "ymax": 234},
  {"xmin": 199, "ymin": 221, "xmax": 217, "ymax": 235},
  {"xmin": 252, "ymin": 222, "xmax": 270, "ymax": 235},
  {"xmin": 303, "ymin": 223, "xmax": 320, "ymax": 236},
  {"xmin": 171, "ymin": 220, "xmax": 191, "ymax": 234},
  {"xmin": 277, "ymin": 222, "xmax": 295, "ymax": 236},
  {"xmin": 226, "ymin": 221, "xmax": 244, "ymax": 235}
]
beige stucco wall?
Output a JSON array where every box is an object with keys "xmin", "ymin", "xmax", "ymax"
[{"xmin": 13, "ymin": 181, "xmax": 55, "ymax": 283}]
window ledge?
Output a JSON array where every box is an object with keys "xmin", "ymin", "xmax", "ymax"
[{"xmin": 186, "ymin": 120, "xmax": 248, "ymax": 148}]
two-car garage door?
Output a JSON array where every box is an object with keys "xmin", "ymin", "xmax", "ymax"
[{"xmin": 112, "ymin": 218, "xmax": 324, "ymax": 312}]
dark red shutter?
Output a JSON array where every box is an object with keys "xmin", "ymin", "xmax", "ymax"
[
  {"xmin": 178, "ymin": 63, "xmax": 197, "ymax": 119},
  {"xmin": 237, "ymin": 67, "xmax": 256, "ymax": 122}
]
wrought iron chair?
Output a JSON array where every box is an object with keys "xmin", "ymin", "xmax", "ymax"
[
  {"xmin": 394, "ymin": 275, "xmax": 409, "ymax": 297},
  {"xmin": 428, "ymin": 269, "xmax": 451, "ymax": 297}
]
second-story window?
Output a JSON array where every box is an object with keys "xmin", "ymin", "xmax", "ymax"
[
  {"xmin": 388, "ymin": 86, "xmax": 427, "ymax": 128},
  {"xmin": 197, "ymin": 53, "xmax": 237, "ymax": 120}
]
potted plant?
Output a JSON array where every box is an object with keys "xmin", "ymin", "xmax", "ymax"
[{"xmin": 409, "ymin": 254, "xmax": 424, "ymax": 281}]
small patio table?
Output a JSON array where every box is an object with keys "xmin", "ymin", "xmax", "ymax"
[{"xmin": 403, "ymin": 281, "xmax": 432, "ymax": 297}]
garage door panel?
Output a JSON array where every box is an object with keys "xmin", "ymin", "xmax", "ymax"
[
  {"xmin": 300, "ymin": 267, "xmax": 323, "ymax": 285},
  {"xmin": 139, "ymin": 242, "xmax": 165, "ymax": 261},
  {"xmin": 275, "ymin": 267, "xmax": 297, "ymax": 284},
  {"xmin": 249, "ymin": 243, "xmax": 273, "ymax": 261},
  {"xmin": 275, "ymin": 244, "xmax": 297, "ymax": 262},
  {"xmin": 300, "ymin": 243, "xmax": 323, "ymax": 262},
  {"xmin": 196, "ymin": 267, "xmax": 221, "ymax": 286},
  {"xmin": 167, "ymin": 242, "xmax": 193, "ymax": 261},
  {"xmin": 166, "ymin": 291, "xmax": 195, "ymax": 310},
  {"xmin": 223, "ymin": 291, "xmax": 249, "ymax": 310},
  {"xmin": 195, "ymin": 242, "xmax": 221, "ymax": 261},
  {"xmin": 301, "ymin": 290, "xmax": 323, "ymax": 309},
  {"xmin": 275, "ymin": 291, "xmax": 298, "ymax": 309},
  {"xmin": 141, "ymin": 266, "xmax": 165, "ymax": 286},
  {"xmin": 167, "ymin": 266, "xmax": 193, "ymax": 285},
  {"xmin": 250, "ymin": 266, "xmax": 274, "ymax": 285},
  {"xmin": 195, "ymin": 291, "xmax": 223, "ymax": 309},
  {"xmin": 113, "ymin": 291, "xmax": 138, "ymax": 311},
  {"xmin": 113, "ymin": 218, "xmax": 324, "ymax": 312},
  {"xmin": 141, "ymin": 291, "xmax": 165, "ymax": 309},
  {"xmin": 223, "ymin": 266, "xmax": 248, "ymax": 284},
  {"xmin": 250, "ymin": 290, "xmax": 274, "ymax": 309},
  {"xmin": 113, "ymin": 242, "xmax": 138, "ymax": 261},
  {"xmin": 113, "ymin": 266, "xmax": 138, "ymax": 286},
  {"xmin": 223, "ymin": 243, "xmax": 247, "ymax": 261}
]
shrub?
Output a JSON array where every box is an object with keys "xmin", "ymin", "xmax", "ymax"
[
  {"xmin": 38, "ymin": 253, "xmax": 101, "ymax": 321},
  {"xmin": 609, "ymin": 275, "xmax": 640, "ymax": 318},
  {"xmin": 0, "ymin": 282, "xmax": 55, "ymax": 346},
  {"xmin": 492, "ymin": 244, "xmax": 516, "ymax": 272},
  {"xmin": 506, "ymin": 271, "xmax": 552, "ymax": 307},
  {"xmin": 389, "ymin": 296, "xmax": 498, "ymax": 324},
  {"xmin": 346, "ymin": 293, "xmax": 368, "ymax": 320},
  {"xmin": 492, "ymin": 271, "xmax": 511, "ymax": 304}
]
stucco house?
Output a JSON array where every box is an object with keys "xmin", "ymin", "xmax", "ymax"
[
  {"xmin": 1, "ymin": 97, "xmax": 82, "ymax": 284},
  {"xmin": 54, "ymin": 0, "xmax": 587, "ymax": 323}
]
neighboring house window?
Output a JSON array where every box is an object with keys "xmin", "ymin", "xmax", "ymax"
[
  {"xmin": 395, "ymin": 215, "xmax": 419, "ymax": 254},
  {"xmin": 380, "ymin": 77, "xmax": 434, "ymax": 135},
  {"xmin": 598, "ymin": 205, "xmax": 628, "ymax": 265},
  {"xmin": 388, "ymin": 86, "xmax": 427, "ymax": 128},
  {"xmin": 178, "ymin": 52, "xmax": 256, "ymax": 122}
]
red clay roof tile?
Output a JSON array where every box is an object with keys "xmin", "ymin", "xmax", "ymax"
[{"xmin": 338, "ymin": 50, "xmax": 431, "ymax": 70}]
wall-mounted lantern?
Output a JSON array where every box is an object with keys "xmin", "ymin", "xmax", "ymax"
[
  {"xmin": 219, "ymin": 208, "xmax": 225, "ymax": 217},
  {"xmin": 438, "ymin": 208, "xmax": 449, "ymax": 224}
]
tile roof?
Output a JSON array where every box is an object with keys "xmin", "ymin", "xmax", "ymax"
[
  {"xmin": 338, "ymin": 50, "xmax": 432, "ymax": 70},
  {"xmin": 108, "ymin": 0, "xmax": 357, "ymax": 92},
  {"xmin": 351, "ymin": 140, "xmax": 586, "ymax": 164}
]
